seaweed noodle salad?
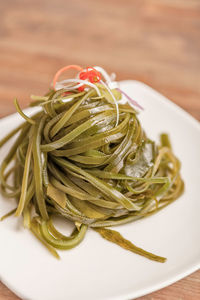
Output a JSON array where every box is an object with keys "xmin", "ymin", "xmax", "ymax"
[{"xmin": 0, "ymin": 65, "xmax": 184, "ymax": 262}]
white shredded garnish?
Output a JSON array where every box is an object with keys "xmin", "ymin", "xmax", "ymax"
[
  {"xmin": 54, "ymin": 66, "xmax": 120, "ymax": 126},
  {"xmin": 55, "ymin": 79, "xmax": 101, "ymax": 97},
  {"xmin": 100, "ymin": 80, "xmax": 119, "ymax": 126},
  {"xmin": 55, "ymin": 82, "xmax": 84, "ymax": 91},
  {"xmin": 94, "ymin": 66, "xmax": 118, "ymax": 89},
  {"xmin": 94, "ymin": 66, "xmax": 112, "ymax": 83},
  {"xmin": 110, "ymin": 72, "xmax": 116, "ymax": 81}
]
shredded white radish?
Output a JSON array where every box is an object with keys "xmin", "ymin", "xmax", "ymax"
[
  {"xmin": 55, "ymin": 82, "xmax": 84, "ymax": 91},
  {"xmin": 110, "ymin": 72, "xmax": 116, "ymax": 81},
  {"xmin": 94, "ymin": 66, "xmax": 112, "ymax": 84},
  {"xmin": 55, "ymin": 78, "xmax": 101, "ymax": 97},
  {"xmin": 100, "ymin": 80, "xmax": 119, "ymax": 126},
  {"xmin": 53, "ymin": 66, "xmax": 135, "ymax": 127},
  {"xmin": 94, "ymin": 66, "xmax": 118, "ymax": 89}
]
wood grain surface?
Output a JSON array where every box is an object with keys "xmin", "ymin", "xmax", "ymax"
[{"xmin": 0, "ymin": 0, "xmax": 199, "ymax": 299}]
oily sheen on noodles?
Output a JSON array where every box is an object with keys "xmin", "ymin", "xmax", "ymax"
[{"xmin": 0, "ymin": 66, "xmax": 184, "ymax": 262}]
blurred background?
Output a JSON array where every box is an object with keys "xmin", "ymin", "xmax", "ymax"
[
  {"xmin": 0, "ymin": 0, "xmax": 199, "ymax": 120},
  {"xmin": 0, "ymin": 0, "xmax": 200, "ymax": 299}
]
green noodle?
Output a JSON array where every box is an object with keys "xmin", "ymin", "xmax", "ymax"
[{"xmin": 0, "ymin": 84, "xmax": 184, "ymax": 262}]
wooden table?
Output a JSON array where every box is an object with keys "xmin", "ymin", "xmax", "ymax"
[{"xmin": 0, "ymin": 0, "xmax": 199, "ymax": 299}]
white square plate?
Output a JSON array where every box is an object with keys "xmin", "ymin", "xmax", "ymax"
[{"xmin": 0, "ymin": 80, "xmax": 200, "ymax": 300}]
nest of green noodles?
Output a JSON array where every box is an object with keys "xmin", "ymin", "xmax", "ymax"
[{"xmin": 0, "ymin": 85, "xmax": 184, "ymax": 262}]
